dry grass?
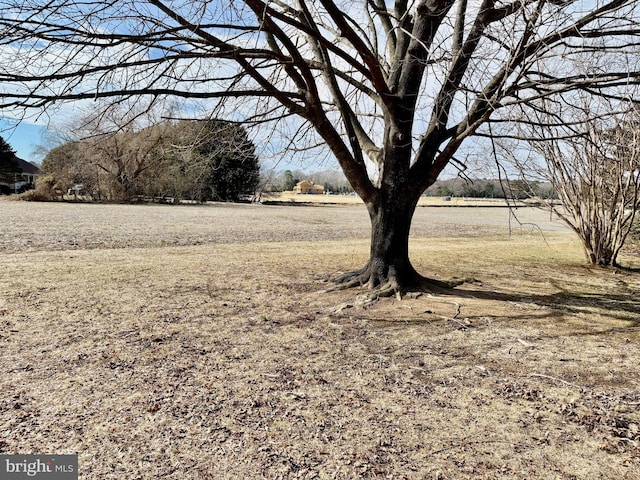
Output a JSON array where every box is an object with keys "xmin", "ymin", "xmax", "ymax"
[
  {"xmin": 1, "ymin": 199, "xmax": 639, "ymax": 479},
  {"xmin": 262, "ymin": 192, "xmax": 531, "ymax": 208}
]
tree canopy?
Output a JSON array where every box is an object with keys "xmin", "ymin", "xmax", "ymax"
[
  {"xmin": 42, "ymin": 119, "xmax": 260, "ymax": 202},
  {"xmin": 2, "ymin": 1, "xmax": 640, "ymax": 292}
]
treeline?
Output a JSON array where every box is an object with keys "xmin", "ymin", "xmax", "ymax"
[
  {"xmin": 425, "ymin": 178, "xmax": 556, "ymax": 199},
  {"xmin": 263, "ymin": 170, "xmax": 554, "ymax": 200},
  {"xmin": 37, "ymin": 120, "xmax": 260, "ymax": 202}
]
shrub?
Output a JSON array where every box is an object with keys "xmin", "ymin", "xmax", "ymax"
[
  {"xmin": 18, "ymin": 189, "xmax": 54, "ymax": 202},
  {"xmin": 18, "ymin": 174, "xmax": 61, "ymax": 201}
]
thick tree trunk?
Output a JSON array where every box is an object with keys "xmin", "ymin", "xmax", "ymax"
[
  {"xmin": 331, "ymin": 118, "xmax": 464, "ymax": 296},
  {"xmin": 335, "ymin": 187, "xmax": 456, "ymax": 296},
  {"xmin": 365, "ymin": 194, "xmax": 419, "ymax": 290}
]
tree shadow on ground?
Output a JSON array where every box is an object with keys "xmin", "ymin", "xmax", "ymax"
[{"xmin": 448, "ymin": 282, "xmax": 640, "ymax": 328}]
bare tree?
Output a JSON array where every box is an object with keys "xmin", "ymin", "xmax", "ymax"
[
  {"xmin": 41, "ymin": 142, "xmax": 94, "ymax": 198},
  {"xmin": 512, "ymin": 107, "xmax": 640, "ymax": 266},
  {"xmin": 1, "ymin": 1, "xmax": 640, "ymax": 294}
]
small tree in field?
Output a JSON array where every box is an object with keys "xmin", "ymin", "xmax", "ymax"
[
  {"xmin": 538, "ymin": 115, "xmax": 640, "ymax": 266},
  {"xmin": 2, "ymin": 1, "xmax": 640, "ymax": 294},
  {"xmin": 502, "ymin": 100, "xmax": 640, "ymax": 267}
]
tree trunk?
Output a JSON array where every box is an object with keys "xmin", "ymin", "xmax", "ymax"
[
  {"xmin": 335, "ymin": 181, "xmax": 455, "ymax": 296},
  {"xmin": 581, "ymin": 232, "xmax": 619, "ymax": 267},
  {"xmin": 365, "ymin": 194, "xmax": 419, "ymax": 290}
]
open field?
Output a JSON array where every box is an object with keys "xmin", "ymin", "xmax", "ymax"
[
  {"xmin": 1, "ymin": 199, "xmax": 639, "ymax": 479},
  {"xmin": 0, "ymin": 198, "xmax": 567, "ymax": 253},
  {"xmin": 261, "ymin": 191, "xmax": 535, "ymax": 209}
]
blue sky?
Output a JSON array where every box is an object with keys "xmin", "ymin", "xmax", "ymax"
[{"xmin": 0, "ymin": 119, "xmax": 49, "ymax": 164}]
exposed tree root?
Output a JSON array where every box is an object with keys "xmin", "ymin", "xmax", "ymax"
[
  {"xmin": 324, "ymin": 263, "xmax": 468, "ymax": 304},
  {"xmin": 333, "ymin": 263, "xmax": 370, "ymax": 285},
  {"xmin": 325, "ymin": 275, "xmax": 367, "ymax": 292}
]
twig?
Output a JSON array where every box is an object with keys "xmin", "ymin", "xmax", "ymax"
[
  {"xmin": 452, "ymin": 303, "xmax": 462, "ymax": 319},
  {"xmin": 529, "ymin": 373, "xmax": 582, "ymax": 389},
  {"xmin": 332, "ymin": 302, "xmax": 353, "ymax": 314},
  {"xmin": 517, "ymin": 338, "xmax": 536, "ymax": 348},
  {"xmin": 619, "ymin": 438, "xmax": 638, "ymax": 448}
]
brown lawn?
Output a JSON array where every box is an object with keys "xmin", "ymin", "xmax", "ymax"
[{"xmin": 1, "ymin": 199, "xmax": 638, "ymax": 479}]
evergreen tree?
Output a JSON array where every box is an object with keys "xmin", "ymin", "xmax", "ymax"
[
  {"xmin": 194, "ymin": 121, "xmax": 260, "ymax": 202},
  {"xmin": 0, "ymin": 136, "xmax": 18, "ymax": 182},
  {"xmin": 283, "ymin": 170, "xmax": 298, "ymax": 191}
]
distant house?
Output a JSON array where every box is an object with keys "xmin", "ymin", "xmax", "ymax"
[
  {"xmin": 0, "ymin": 156, "xmax": 41, "ymax": 194},
  {"xmin": 293, "ymin": 180, "xmax": 324, "ymax": 194}
]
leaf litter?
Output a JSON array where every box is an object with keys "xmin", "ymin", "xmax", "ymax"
[{"xmin": 0, "ymin": 200, "xmax": 639, "ymax": 479}]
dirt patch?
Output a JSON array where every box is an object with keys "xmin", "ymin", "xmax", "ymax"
[{"xmin": 0, "ymin": 201, "xmax": 638, "ymax": 479}]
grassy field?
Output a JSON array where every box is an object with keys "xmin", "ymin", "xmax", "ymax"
[{"xmin": 1, "ymin": 199, "xmax": 639, "ymax": 479}]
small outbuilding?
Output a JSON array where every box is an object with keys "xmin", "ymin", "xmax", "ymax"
[{"xmin": 293, "ymin": 180, "xmax": 324, "ymax": 194}]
